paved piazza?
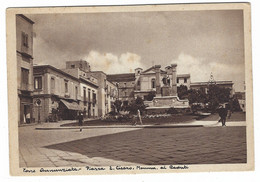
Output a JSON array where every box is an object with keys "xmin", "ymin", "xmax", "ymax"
[{"xmin": 19, "ymin": 124, "xmax": 247, "ymax": 167}]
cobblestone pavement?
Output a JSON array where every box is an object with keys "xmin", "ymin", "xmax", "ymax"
[
  {"xmin": 19, "ymin": 123, "xmax": 142, "ymax": 167},
  {"xmin": 19, "ymin": 123, "xmax": 247, "ymax": 167}
]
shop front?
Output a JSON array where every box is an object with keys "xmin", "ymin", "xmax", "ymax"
[{"xmin": 59, "ymin": 99, "xmax": 82, "ymax": 120}]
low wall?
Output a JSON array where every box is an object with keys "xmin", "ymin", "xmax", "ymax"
[{"xmin": 150, "ymin": 96, "xmax": 189, "ymax": 108}]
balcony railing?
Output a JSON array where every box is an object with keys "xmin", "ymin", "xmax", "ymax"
[{"xmin": 20, "ymin": 83, "xmax": 31, "ymax": 91}]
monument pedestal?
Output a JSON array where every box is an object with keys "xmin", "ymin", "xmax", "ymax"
[
  {"xmin": 152, "ymin": 96, "xmax": 189, "ymax": 108},
  {"xmin": 161, "ymin": 86, "xmax": 171, "ymax": 96}
]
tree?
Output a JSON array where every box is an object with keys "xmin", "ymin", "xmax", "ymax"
[
  {"xmin": 177, "ymin": 85, "xmax": 188, "ymax": 99},
  {"xmin": 187, "ymin": 89, "xmax": 207, "ymax": 104},
  {"xmin": 187, "ymin": 85, "xmax": 232, "ymax": 113},
  {"xmin": 207, "ymin": 85, "xmax": 231, "ymax": 112},
  {"xmin": 128, "ymin": 96, "xmax": 146, "ymax": 114},
  {"xmin": 114, "ymin": 99, "xmax": 122, "ymax": 113}
]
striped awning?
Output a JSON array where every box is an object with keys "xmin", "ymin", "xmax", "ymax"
[{"xmin": 60, "ymin": 99, "xmax": 82, "ymax": 111}]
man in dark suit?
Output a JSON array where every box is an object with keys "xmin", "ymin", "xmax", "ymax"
[{"xmin": 218, "ymin": 104, "xmax": 228, "ymax": 126}]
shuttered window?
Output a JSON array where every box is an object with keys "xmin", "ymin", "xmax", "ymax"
[{"xmin": 34, "ymin": 76, "xmax": 42, "ymax": 89}]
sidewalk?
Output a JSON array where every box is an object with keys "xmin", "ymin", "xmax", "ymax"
[
  {"xmin": 20, "ymin": 118, "xmax": 97, "ymax": 128},
  {"xmin": 35, "ymin": 119, "xmax": 246, "ymax": 130}
]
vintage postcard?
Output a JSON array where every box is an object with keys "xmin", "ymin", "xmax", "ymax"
[{"xmin": 6, "ymin": 3, "xmax": 253, "ymax": 176}]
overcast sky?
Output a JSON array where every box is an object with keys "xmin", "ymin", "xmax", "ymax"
[{"xmin": 26, "ymin": 10, "xmax": 245, "ymax": 91}]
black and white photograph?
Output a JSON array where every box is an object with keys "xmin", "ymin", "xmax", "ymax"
[{"xmin": 6, "ymin": 3, "xmax": 253, "ymax": 176}]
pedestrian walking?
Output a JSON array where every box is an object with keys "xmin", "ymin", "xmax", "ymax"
[
  {"xmin": 132, "ymin": 109, "xmax": 143, "ymax": 126},
  {"xmin": 217, "ymin": 104, "xmax": 228, "ymax": 126},
  {"xmin": 132, "ymin": 115, "xmax": 138, "ymax": 126},
  {"xmin": 137, "ymin": 109, "xmax": 143, "ymax": 125},
  {"xmin": 25, "ymin": 112, "xmax": 30, "ymax": 124},
  {"xmin": 78, "ymin": 111, "xmax": 83, "ymax": 132}
]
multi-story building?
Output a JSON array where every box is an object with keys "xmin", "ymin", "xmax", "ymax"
[
  {"xmin": 63, "ymin": 63, "xmax": 99, "ymax": 118},
  {"xmin": 177, "ymin": 74, "xmax": 191, "ymax": 89},
  {"xmin": 234, "ymin": 90, "xmax": 246, "ymax": 112},
  {"xmin": 66, "ymin": 60, "xmax": 118, "ymax": 117},
  {"xmin": 190, "ymin": 81, "xmax": 234, "ymax": 95},
  {"xmin": 108, "ymin": 65, "xmax": 191, "ymax": 101},
  {"xmin": 107, "ymin": 73, "xmax": 135, "ymax": 104},
  {"xmin": 16, "ymin": 14, "xmax": 34, "ymax": 125},
  {"xmin": 89, "ymin": 71, "xmax": 117, "ymax": 117},
  {"xmin": 66, "ymin": 60, "xmax": 91, "ymax": 72},
  {"xmin": 33, "ymin": 65, "xmax": 82, "ymax": 122},
  {"xmin": 106, "ymin": 80, "xmax": 118, "ymax": 113}
]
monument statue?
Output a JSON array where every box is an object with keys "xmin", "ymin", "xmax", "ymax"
[
  {"xmin": 162, "ymin": 75, "xmax": 170, "ymax": 86},
  {"xmin": 161, "ymin": 75, "xmax": 171, "ymax": 96}
]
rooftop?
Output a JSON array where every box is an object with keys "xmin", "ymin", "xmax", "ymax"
[
  {"xmin": 107, "ymin": 73, "xmax": 135, "ymax": 82},
  {"xmin": 191, "ymin": 81, "xmax": 233, "ymax": 86},
  {"xmin": 177, "ymin": 74, "xmax": 190, "ymax": 78},
  {"xmin": 33, "ymin": 65, "xmax": 98, "ymax": 88},
  {"xmin": 17, "ymin": 14, "xmax": 34, "ymax": 24}
]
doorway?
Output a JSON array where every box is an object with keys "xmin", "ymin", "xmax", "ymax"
[{"xmin": 24, "ymin": 105, "xmax": 31, "ymax": 123}]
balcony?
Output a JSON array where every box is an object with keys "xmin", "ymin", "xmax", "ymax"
[{"xmin": 20, "ymin": 83, "xmax": 33, "ymax": 91}]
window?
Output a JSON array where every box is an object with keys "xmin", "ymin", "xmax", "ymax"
[
  {"xmin": 75, "ymin": 86, "xmax": 78, "ymax": 99},
  {"xmin": 83, "ymin": 87, "xmax": 87, "ymax": 106},
  {"xmin": 151, "ymin": 78, "xmax": 155, "ymax": 88},
  {"xmin": 22, "ymin": 32, "xmax": 29, "ymax": 47},
  {"xmin": 177, "ymin": 78, "xmax": 179, "ymax": 83},
  {"xmin": 104, "ymin": 79, "xmax": 107, "ymax": 88},
  {"xmin": 64, "ymin": 80, "xmax": 68, "ymax": 93},
  {"xmin": 21, "ymin": 68, "xmax": 29, "ymax": 85},
  {"xmin": 93, "ymin": 92, "xmax": 96, "ymax": 105},
  {"xmin": 71, "ymin": 65, "xmax": 75, "ymax": 68},
  {"xmin": 51, "ymin": 77, "xmax": 55, "ymax": 90},
  {"xmin": 125, "ymin": 91, "xmax": 127, "ymax": 97},
  {"xmin": 88, "ymin": 89, "xmax": 91, "ymax": 102},
  {"xmin": 184, "ymin": 78, "xmax": 187, "ymax": 83},
  {"xmin": 137, "ymin": 81, "xmax": 140, "ymax": 86},
  {"xmin": 34, "ymin": 76, "xmax": 42, "ymax": 89}
]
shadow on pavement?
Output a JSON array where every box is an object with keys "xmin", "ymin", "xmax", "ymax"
[{"xmin": 44, "ymin": 127, "xmax": 247, "ymax": 165}]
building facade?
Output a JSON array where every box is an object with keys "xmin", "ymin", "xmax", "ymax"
[
  {"xmin": 33, "ymin": 65, "xmax": 84, "ymax": 122},
  {"xmin": 190, "ymin": 81, "xmax": 234, "ymax": 95},
  {"xmin": 235, "ymin": 91, "xmax": 246, "ymax": 112},
  {"xmin": 66, "ymin": 60, "xmax": 91, "ymax": 72},
  {"xmin": 106, "ymin": 80, "xmax": 118, "ymax": 113},
  {"xmin": 16, "ymin": 14, "xmax": 34, "ymax": 125},
  {"xmin": 66, "ymin": 60, "xmax": 118, "ymax": 117},
  {"xmin": 108, "ymin": 65, "xmax": 191, "ymax": 101},
  {"xmin": 107, "ymin": 73, "xmax": 135, "ymax": 103},
  {"xmin": 177, "ymin": 74, "xmax": 191, "ymax": 89},
  {"xmin": 89, "ymin": 71, "xmax": 117, "ymax": 117},
  {"xmin": 62, "ymin": 66, "xmax": 99, "ymax": 118}
]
